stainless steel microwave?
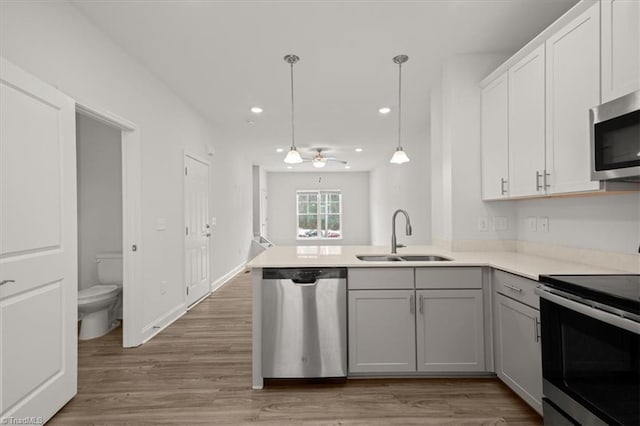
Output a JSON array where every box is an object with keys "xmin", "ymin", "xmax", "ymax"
[{"xmin": 590, "ymin": 90, "xmax": 640, "ymax": 182}]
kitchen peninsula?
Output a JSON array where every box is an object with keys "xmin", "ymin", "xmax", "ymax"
[{"xmin": 247, "ymin": 245, "xmax": 633, "ymax": 414}]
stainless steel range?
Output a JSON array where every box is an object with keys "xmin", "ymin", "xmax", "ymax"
[{"xmin": 537, "ymin": 275, "xmax": 640, "ymax": 425}]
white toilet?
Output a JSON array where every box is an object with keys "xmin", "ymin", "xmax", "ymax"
[{"xmin": 78, "ymin": 252, "xmax": 123, "ymax": 340}]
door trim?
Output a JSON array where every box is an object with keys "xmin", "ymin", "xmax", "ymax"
[
  {"xmin": 75, "ymin": 101, "xmax": 142, "ymax": 348},
  {"xmin": 183, "ymin": 151, "xmax": 211, "ymax": 307}
]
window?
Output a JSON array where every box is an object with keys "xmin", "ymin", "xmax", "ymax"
[{"xmin": 296, "ymin": 190, "xmax": 342, "ymax": 240}]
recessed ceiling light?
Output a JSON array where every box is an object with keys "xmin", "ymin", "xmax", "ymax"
[
  {"xmin": 378, "ymin": 107, "xmax": 391, "ymax": 114},
  {"xmin": 355, "ymin": 148, "xmax": 363, "ymax": 152},
  {"xmin": 287, "ymin": 166, "xmax": 293, "ymax": 169},
  {"xmin": 276, "ymin": 148, "xmax": 284, "ymax": 153},
  {"xmin": 250, "ymin": 106, "xmax": 263, "ymax": 114},
  {"xmin": 345, "ymin": 165, "xmax": 351, "ymax": 169}
]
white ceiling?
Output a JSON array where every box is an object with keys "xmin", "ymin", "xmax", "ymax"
[{"xmin": 73, "ymin": 0, "xmax": 578, "ymax": 172}]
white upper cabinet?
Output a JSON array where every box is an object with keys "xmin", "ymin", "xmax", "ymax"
[
  {"xmin": 481, "ymin": 72, "xmax": 510, "ymax": 200},
  {"xmin": 545, "ymin": 2, "xmax": 601, "ymax": 194},
  {"xmin": 601, "ymin": 0, "xmax": 640, "ymax": 103},
  {"xmin": 509, "ymin": 45, "xmax": 547, "ymax": 198},
  {"xmin": 479, "ymin": 1, "xmax": 639, "ymax": 200}
]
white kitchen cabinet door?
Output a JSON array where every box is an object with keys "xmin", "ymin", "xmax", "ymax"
[
  {"xmin": 545, "ymin": 2, "xmax": 601, "ymax": 194},
  {"xmin": 509, "ymin": 45, "xmax": 547, "ymax": 197},
  {"xmin": 416, "ymin": 289, "xmax": 485, "ymax": 372},
  {"xmin": 481, "ymin": 72, "xmax": 510, "ymax": 200},
  {"xmin": 495, "ymin": 294, "xmax": 542, "ymax": 415},
  {"xmin": 601, "ymin": 0, "xmax": 640, "ymax": 103},
  {"xmin": 348, "ymin": 290, "xmax": 416, "ymax": 373}
]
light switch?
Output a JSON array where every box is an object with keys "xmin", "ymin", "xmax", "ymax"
[
  {"xmin": 527, "ymin": 217, "xmax": 537, "ymax": 232},
  {"xmin": 211, "ymin": 217, "xmax": 217, "ymax": 226},
  {"xmin": 156, "ymin": 218, "xmax": 167, "ymax": 231},
  {"xmin": 538, "ymin": 217, "xmax": 549, "ymax": 233},
  {"xmin": 478, "ymin": 217, "xmax": 489, "ymax": 232}
]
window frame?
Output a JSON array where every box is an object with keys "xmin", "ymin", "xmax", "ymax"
[{"xmin": 295, "ymin": 189, "xmax": 343, "ymax": 241}]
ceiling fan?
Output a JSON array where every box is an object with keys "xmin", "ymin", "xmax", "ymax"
[{"xmin": 303, "ymin": 149, "xmax": 348, "ymax": 168}]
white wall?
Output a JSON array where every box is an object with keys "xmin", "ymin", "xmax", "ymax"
[
  {"xmin": 76, "ymin": 114, "xmax": 122, "ymax": 290},
  {"xmin": 516, "ymin": 193, "xmax": 640, "ymax": 254},
  {"xmin": 430, "ymin": 85, "xmax": 450, "ymax": 245},
  {"xmin": 0, "ymin": 1, "xmax": 253, "ymax": 334},
  {"xmin": 252, "ymin": 165, "xmax": 260, "ymax": 237},
  {"xmin": 267, "ymin": 172, "xmax": 370, "ymax": 245},
  {"xmin": 431, "ymin": 54, "xmax": 516, "ymax": 249},
  {"xmin": 369, "ymin": 130, "xmax": 431, "ymax": 247}
]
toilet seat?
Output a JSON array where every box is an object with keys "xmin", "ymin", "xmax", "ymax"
[{"xmin": 78, "ymin": 284, "xmax": 119, "ymax": 304}]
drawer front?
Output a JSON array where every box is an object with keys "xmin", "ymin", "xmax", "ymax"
[
  {"xmin": 415, "ymin": 267, "xmax": 482, "ymax": 289},
  {"xmin": 493, "ymin": 269, "xmax": 539, "ymax": 309},
  {"xmin": 348, "ymin": 268, "xmax": 414, "ymax": 290}
]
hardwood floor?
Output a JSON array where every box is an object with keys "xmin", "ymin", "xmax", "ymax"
[{"xmin": 50, "ymin": 271, "xmax": 542, "ymax": 425}]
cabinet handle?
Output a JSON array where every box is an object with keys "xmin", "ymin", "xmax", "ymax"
[
  {"xmin": 409, "ymin": 294, "xmax": 415, "ymax": 315},
  {"xmin": 535, "ymin": 171, "xmax": 543, "ymax": 191},
  {"xmin": 534, "ymin": 317, "xmax": 541, "ymax": 342},
  {"xmin": 504, "ymin": 284, "xmax": 523, "ymax": 293},
  {"xmin": 0, "ymin": 280, "xmax": 15, "ymax": 286},
  {"xmin": 419, "ymin": 294, "xmax": 424, "ymax": 314},
  {"xmin": 500, "ymin": 178, "xmax": 507, "ymax": 195},
  {"xmin": 544, "ymin": 170, "xmax": 551, "ymax": 190}
]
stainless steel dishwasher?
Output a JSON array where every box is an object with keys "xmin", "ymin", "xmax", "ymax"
[{"xmin": 262, "ymin": 268, "xmax": 347, "ymax": 378}]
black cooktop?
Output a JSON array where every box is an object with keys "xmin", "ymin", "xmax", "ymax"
[{"xmin": 539, "ymin": 274, "xmax": 640, "ymax": 316}]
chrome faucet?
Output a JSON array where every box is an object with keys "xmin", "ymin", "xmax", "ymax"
[{"xmin": 391, "ymin": 209, "xmax": 412, "ymax": 254}]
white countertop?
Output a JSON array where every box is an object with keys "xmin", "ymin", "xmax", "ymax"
[{"xmin": 246, "ymin": 245, "xmax": 629, "ymax": 281}]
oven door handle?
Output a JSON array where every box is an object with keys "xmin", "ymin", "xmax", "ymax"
[{"xmin": 535, "ymin": 287, "xmax": 640, "ymax": 335}]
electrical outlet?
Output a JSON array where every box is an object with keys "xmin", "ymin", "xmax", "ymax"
[
  {"xmin": 493, "ymin": 216, "xmax": 508, "ymax": 231},
  {"xmin": 527, "ymin": 217, "xmax": 537, "ymax": 232},
  {"xmin": 478, "ymin": 217, "xmax": 489, "ymax": 232},
  {"xmin": 538, "ymin": 216, "xmax": 549, "ymax": 233}
]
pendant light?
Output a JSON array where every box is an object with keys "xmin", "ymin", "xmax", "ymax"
[
  {"xmin": 283, "ymin": 54, "xmax": 303, "ymax": 164},
  {"xmin": 390, "ymin": 54, "xmax": 410, "ymax": 164}
]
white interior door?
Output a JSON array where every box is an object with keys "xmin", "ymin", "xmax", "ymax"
[
  {"xmin": 0, "ymin": 58, "xmax": 77, "ymax": 422},
  {"xmin": 184, "ymin": 154, "xmax": 210, "ymax": 306}
]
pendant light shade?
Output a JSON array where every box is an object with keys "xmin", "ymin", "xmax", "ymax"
[
  {"xmin": 283, "ymin": 54, "xmax": 303, "ymax": 164},
  {"xmin": 284, "ymin": 147, "xmax": 303, "ymax": 164},
  {"xmin": 390, "ymin": 146, "xmax": 410, "ymax": 164},
  {"xmin": 390, "ymin": 54, "xmax": 410, "ymax": 164}
]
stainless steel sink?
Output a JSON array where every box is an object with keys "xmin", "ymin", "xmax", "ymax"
[
  {"xmin": 399, "ymin": 255, "xmax": 451, "ymax": 262},
  {"xmin": 356, "ymin": 255, "xmax": 403, "ymax": 262},
  {"xmin": 356, "ymin": 254, "xmax": 452, "ymax": 262}
]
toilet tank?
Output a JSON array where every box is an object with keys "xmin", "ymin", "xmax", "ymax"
[{"xmin": 96, "ymin": 252, "xmax": 123, "ymax": 284}]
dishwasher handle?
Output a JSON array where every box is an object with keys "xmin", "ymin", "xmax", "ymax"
[
  {"xmin": 291, "ymin": 277, "xmax": 319, "ymax": 285},
  {"xmin": 292, "ymin": 270, "xmax": 322, "ymax": 284},
  {"xmin": 263, "ymin": 268, "xmax": 347, "ymax": 280}
]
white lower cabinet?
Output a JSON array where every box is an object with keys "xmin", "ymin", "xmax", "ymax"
[
  {"xmin": 347, "ymin": 267, "xmax": 486, "ymax": 375},
  {"xmin": 495, "ymin": 293, "xmax": 542, "ymax": 414},
  {"xmin": 416, "ymin": 289, "xmax": 485, "ymax": 372},
  {"xmin": 348, "ymin": 289, "xmax": 415, "ymax": 373}
]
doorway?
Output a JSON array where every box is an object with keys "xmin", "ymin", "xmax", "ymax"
[
  {"xmin": 75, "ymin": 102, "xmax": 142, "ymax": 348},
  {"xmin": 76, "ymin": 113, "xmax": 123, "ymax": 340},
  {"xmin": 184, "ymin": 153, "xmax": 211, "ymax": 307}
]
